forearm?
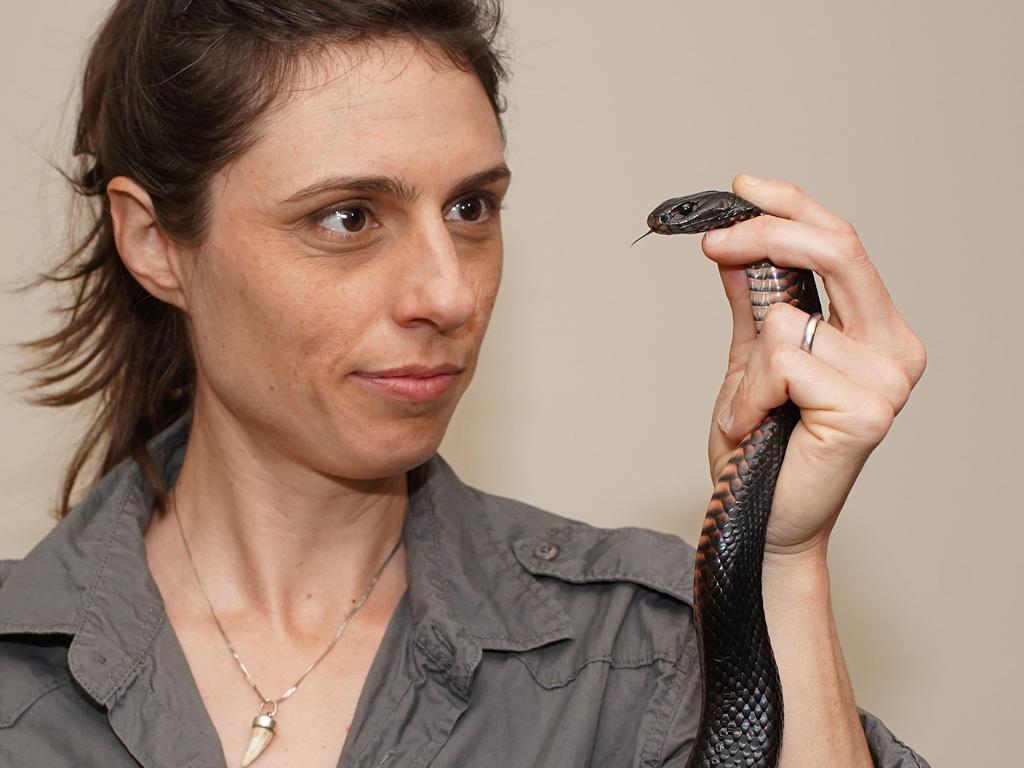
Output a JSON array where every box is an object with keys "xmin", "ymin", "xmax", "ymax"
[{"xmin": 761, "ymin": 545, "xmax": 873, "ymax": 768}]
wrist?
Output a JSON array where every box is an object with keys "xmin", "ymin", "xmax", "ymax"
[
  {"xmin": 764, "ymin": 531, "xmax": 829, "ymax": 567},
  {"xmin": 762, "ymin": 538, "xmax": 830, "ymax": 603}
]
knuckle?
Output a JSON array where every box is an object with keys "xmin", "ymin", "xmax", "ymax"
[
  {"xmin": 836, "ymin": 229, "xmax": 868, "ymax": 259},
  {"xmin": 877, "ymin": 361, "xmax": 914, "ymax": 411},
  {"xmin": 836, "ymin": 217, "xmax": 858, "ymax": 235},
  {"xmin": 906, "ymin": 337, "xmax": 928, "ymax": 382},
  {"xmin": 824, "ymin": 229, "xmax": 870, "ymax": 273},
  {"xmin": 779, "ymin": 179, "xmax": 803, "ymax": 198},
  {"xmin": 760, "ymin": 302, "xmax": 798, "ymax": 343},
  {"xmin": 857, "ymin": 393, "xmax": 895, "ymax": 442}
]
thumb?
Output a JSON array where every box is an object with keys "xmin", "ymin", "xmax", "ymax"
[{"xmin": 718, "ymin": 264, "xmax": 757, "ymax": 367}]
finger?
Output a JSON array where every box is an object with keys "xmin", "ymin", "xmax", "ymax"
[
  {"xmin": 732, "ymin": 174, "xmax": 853, "ymax": 232},
  {"xmin": 702, "ymin": 213, "xmax": 899, "ymax": 338},
  {"xmin": 826, "ymin": 302, "xmax": 845, "ymax": 333},
  {"xmin": 755, "ymin": 302, "xmax": 916, "ymax": 414},
  {"xmin": 718, "ymin": 264, "xmax": 757, "ymax": 364},
  {"xmin": 720, "ymin": 340, "xmax": 895, "ymax": 451}
]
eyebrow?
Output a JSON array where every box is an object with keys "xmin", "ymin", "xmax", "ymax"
[{"xmin": 279, "ymin": 163, "xmax": 512, "ymax": 205}]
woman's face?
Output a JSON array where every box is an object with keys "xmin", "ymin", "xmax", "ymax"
[{"xmin": 182, "ymin": 40, "xmax": 509, "ymax": 480}]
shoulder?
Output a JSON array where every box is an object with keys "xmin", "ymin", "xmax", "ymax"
[
  {"xmin": 475, "ymin": 485, "xmax": 696, "ymax": 605},
  {"xmin": 0, "ymin": 558, "xmax": 76, "ymax": 731},
  {"xmin": 469, "ymin": 484, "xmax": 699, "ymax": 686},
  {"xmin": 0, "ymin": 558, "xmax": 19, "ymax": 590}
]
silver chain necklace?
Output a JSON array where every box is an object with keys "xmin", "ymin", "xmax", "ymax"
[{"xmin": 170, "ymin": 491, "xmax": 403, "ymax": 767}]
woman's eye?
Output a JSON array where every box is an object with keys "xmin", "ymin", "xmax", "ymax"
[
  {"xmin": 316, "ymin": 205, "xmax": 376, "ymax": 237},
  {"xmin": 444, "ymin": 195, "xmax": 497, "ymax": 223}
]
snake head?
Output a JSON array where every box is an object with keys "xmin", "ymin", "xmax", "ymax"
[{"xmin": 644, "ymin": 190, "xmax": 763, "ymax": 235}]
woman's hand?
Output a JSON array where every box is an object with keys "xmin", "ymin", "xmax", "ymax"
[{"xmin": 702, "ymin": 174, "xmax": 927, "ymax": 559}]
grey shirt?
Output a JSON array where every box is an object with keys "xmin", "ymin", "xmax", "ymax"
[{"xmin": 0, "ymin": 410, "xmax": 929, "ymax": 767}]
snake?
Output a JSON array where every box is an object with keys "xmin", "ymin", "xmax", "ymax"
[{"xmin": 637, "ymin": 190, "xmax": 823, "ymax": 768}]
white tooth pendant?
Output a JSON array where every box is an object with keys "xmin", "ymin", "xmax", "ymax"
[{"xmin": 241, "ymin": 712, "xmax": 277, "ymax": 767}]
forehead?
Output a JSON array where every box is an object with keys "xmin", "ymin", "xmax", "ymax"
[{"xmin": 223, "ymin": 39, "xmax": 504, "ymax": 202}]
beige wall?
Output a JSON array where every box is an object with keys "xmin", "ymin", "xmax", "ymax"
[{"xmin": 2, "ymin": 1, "xmax": 1020, "ymax": 763}]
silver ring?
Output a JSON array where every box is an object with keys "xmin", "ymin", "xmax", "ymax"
[{"xmin": 801, "ymin": 312, "xmax": 824, "ymax": 353}]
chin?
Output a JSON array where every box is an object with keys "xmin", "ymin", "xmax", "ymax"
[
  {"xmin": 382, "ymin": 442, "xmax": 440, "ymax": 477},
  {"xmin": 341, "ymin": 427, "xmax": 447, "ymax": 481}
]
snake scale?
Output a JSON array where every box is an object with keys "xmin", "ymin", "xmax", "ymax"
[{"xmin": 639, "ymin": 191, "xmax": 823, "ymax": 768}]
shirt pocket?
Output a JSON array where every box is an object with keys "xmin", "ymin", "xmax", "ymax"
[{"xmin": 511, "ymin": 525, "xmax": 697, "ymax": 689}]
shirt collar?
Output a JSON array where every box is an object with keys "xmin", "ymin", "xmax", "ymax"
[{"xmin": 0, "ymin": 407, "xmax": 573, "ymax": 706}]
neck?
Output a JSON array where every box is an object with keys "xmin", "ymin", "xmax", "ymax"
[{"xmin": 144, "ymin": 400, "xmax": 408, "ymax": 639}]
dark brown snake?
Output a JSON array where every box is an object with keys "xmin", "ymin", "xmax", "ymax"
[{"xmin": 638, "ymin": 191, "xmax": 823, "ymax": 768}]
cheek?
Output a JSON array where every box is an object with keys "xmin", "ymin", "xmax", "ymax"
[
  {"xmin": 468, "ymin": 242, "xmax": 503, "ymax": 326},
  {"xmin": 189, "ymin": 243, "xmax": 369, "ymax": 404}
]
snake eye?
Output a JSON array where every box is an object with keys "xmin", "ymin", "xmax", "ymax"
[{"xmin": 675, "ymin": 202, "xmax": 693, "ymax": 215}]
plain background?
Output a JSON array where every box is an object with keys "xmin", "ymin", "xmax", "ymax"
[{"xmin": 2, "ymin": 1, "xmax": 1020, "ymax": 764}]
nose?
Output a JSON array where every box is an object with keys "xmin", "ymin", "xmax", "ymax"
[{"xmin": 393, "ymin": 217, "xmax": 476, "ymax": 333}]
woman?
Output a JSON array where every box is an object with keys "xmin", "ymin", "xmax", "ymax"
[{"xmin": 0, "ymin": 1, "xmax": 929, "ymax": 766}]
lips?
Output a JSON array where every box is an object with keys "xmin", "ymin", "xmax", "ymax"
[
  {"xmin": 358, "ymin": 363, "xmax": 463, "ymax": 378},
  {"xmin": 352, "ymin": 364, "xmax": 463, "ymax": 403}
]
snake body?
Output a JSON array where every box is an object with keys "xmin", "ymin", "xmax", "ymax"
[{"xmin": 642, "ymin": 191, "xmax": 823, "ymax": 768}]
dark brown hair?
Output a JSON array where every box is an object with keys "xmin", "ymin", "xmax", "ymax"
[{"xmin": 10, "ymin": 0, "xmax": 508, "ymax": 520}]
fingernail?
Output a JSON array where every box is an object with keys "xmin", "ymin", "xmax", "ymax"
[
  {"xmin": 717, "ymin": 403, "xmax": 734, "ymax": 435},
  {"xmin": 705, "ymin": 228, "xmax": 728, "ymax": 245},
  {"xmin": 740, "ymin": 173, "xmax": 762, "ymax": 185}
]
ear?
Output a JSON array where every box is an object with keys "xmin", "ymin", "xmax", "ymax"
[{"xmin": 107, "ymin": 176, "xmax": 190, "ymax": 311}]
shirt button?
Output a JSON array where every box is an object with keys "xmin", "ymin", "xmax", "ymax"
[{"xmin": 533, "ymin": 542, "xmax": 559, "ymax": 561}]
